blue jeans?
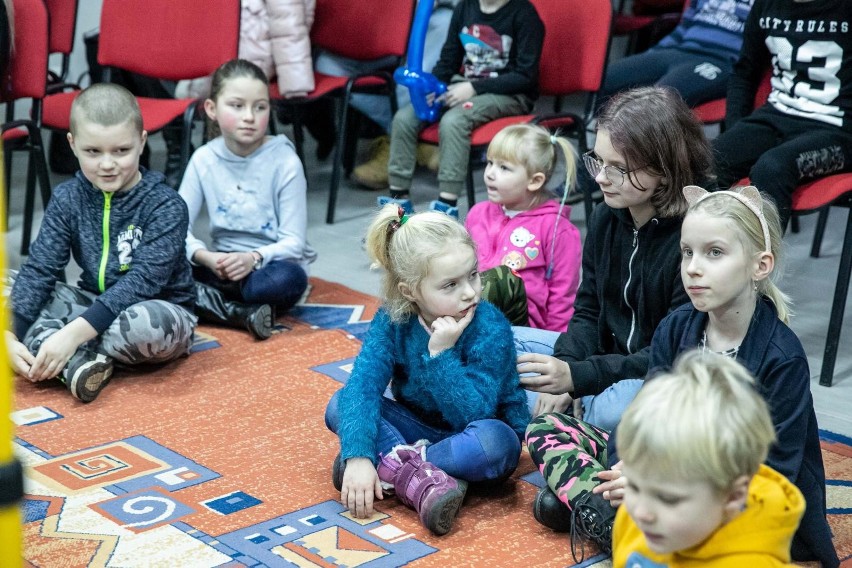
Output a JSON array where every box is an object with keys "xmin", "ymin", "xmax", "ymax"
[
  {"xmin": 325, "ymin": 390, "xmax": 521, "ymax": 482},
  {"xmin": 512, "ymin": 326, "xmax": 643, "ymax": 432},
  {"xmin": 194, "ymin": 260, "xmax": 307, "ymax": 310}
]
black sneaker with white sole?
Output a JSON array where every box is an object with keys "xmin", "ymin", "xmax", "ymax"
[{"xmin": 62, "ymin": 351, "xmax": 115, "ymax": 403}]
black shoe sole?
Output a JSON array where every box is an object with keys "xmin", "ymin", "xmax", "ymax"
[
  {"xmin": 423, "ymin": 482, "xmax": 467, "ymax": 536},
  {"xmin": 247, "ymin": 304, "xmax": 274, "ymax": 340},
  {"xmin": 70, "ymin": 361, "xmax": 114, "ymax": 403},
  {"xmin": 332, "ymin": 453, "xmax": 344, "ymax": 492}
]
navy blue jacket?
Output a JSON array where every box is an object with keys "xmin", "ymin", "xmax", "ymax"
[
  {"xmin": 12, "ymin": 169, "xmax": 195, "ymax": 338},
  {"xmin": 612, "ymin": 299, "xmax": 837, "ymax": 567}
]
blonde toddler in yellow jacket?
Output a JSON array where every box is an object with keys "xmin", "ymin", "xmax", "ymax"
[{"xmin": 612, "ymin": 351, "xmax": 804, "ymax": 567}]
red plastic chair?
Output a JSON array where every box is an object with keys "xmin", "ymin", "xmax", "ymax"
[
  {"xmin": 2, "ymin": 0, "xmax": 52, "ymax": 255},
  {"xmin": 44, "ymin": 0, "xmax": 79, "ymax": 81},
  {"xmin": 40, "ymin": 0, "xmax": 241, "ymax": 187},
  {"xmin": 735, "ymin": 174, "xmax": 852, "ymax": 387},
  {"xmin": 418, "ymin": 0, "xmax": 612, "ymax": 221},
  {"xmin": 274, "ymin": 0, "xmax": 415, "ymax": 224},
  {"xmin": 692, "ymin": 72, "xmax": 773, "ymax": 130},
  {"xmin": 792, "ymin": 176, "xmax": 852, "ymax": 386}
]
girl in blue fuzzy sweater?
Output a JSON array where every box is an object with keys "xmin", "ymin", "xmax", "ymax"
[{"xmin": 325, "ymin": 204, "xmax": 530, "ymax": 536}]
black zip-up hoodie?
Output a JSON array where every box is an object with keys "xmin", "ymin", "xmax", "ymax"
[
  {"xmin": 12, "ymin": 168, "xmax": 195, "ymax": 339},
  {"xmin": 553, "ymin": 204, "xmax": 690, "ymax": 398}
]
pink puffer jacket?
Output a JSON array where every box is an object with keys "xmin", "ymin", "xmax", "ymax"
[
  {"xmin": 179, "ymin": 0, "xmax": 316, "ymax": 99},
  {"xmin": 241, "ymin": 0, "xmax": 315, "ymax": 97}
]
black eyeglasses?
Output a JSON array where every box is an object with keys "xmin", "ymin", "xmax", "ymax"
[{"xmin": 582, "ymin": 151, "xmax": 643, "ymax": 188}]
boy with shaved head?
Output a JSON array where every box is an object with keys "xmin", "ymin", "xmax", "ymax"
[{"xmin": 6, "ymin": 83, "xmax": 197, "ymax": 402}]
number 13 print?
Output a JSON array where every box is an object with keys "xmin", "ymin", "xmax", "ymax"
[{"xmin": 766, "ymin": 37, "xmax": 843, "ymax": 125}]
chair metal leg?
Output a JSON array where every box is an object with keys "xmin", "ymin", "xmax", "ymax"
[
  {"xmin": 3, "ymin": 144, "xmax": 12, "ymax": 230},
  {"xmin": 292, "ymin": 112, "xmax": 305, "ymax": 166},
  {"xmin": 819, "ymin": 205, "xmax": 852, "ymax": 386},
  {"xmin": 30, "ymin": 127, "xmax": 51, "ymax": 209},
  {"xmin": 810, "ymin": 207, "xmax": 829, "ymax": 258},
  {"xmin": 21, "ymin": 149, "xmax": 38, "ymax": 256},
  {"xmin": 342, "ymin": 111, "xmax": 359, "ymax": 177},
  {"xmin": 790, "ymin": 213, "xmax": 800, "ymax": 234},
  {"xmin": 175, "ymin": 103, "xmax": 197, "ymax": 189},
  {"xmin": 327, "ymin": 93, "xmax": 351, "ymax": 224}
]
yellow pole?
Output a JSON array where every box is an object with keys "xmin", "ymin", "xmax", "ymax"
[{"xmin": 0, "ymin": 139, "xmax": 24, "ymax": 564}]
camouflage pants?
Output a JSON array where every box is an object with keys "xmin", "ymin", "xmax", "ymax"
[
  {"xmin": 11, "ymin": 272, "xmax": 196, "ymax": 366},
  {"xmin": 480, "ymin": 265, "xmax": 529, "ymax": 326},
  {"xmin": 525, "ymin": 412, "xmax": 610, "ymax": 511}
]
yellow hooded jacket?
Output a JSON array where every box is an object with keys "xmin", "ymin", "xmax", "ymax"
[{"xmin": 612, "ymin": 464, "xmax": 805, "ymax": 567}]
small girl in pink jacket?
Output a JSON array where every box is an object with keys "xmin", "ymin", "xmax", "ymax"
[{"xmin": 465, "ymin": 124, "xmax": 582, "ymax": 332}]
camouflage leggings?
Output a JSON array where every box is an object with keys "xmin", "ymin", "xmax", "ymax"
[
  {"xmin": 12, "ymin": 273, "xmax": 197, "ymax": 366},
  {"xmin": 525, "ymin": 412, "xmax": 610, "ymax": 511},
  {"xmin": 480, "ymin": 265, "xmax": 529, "ymax": 326}
]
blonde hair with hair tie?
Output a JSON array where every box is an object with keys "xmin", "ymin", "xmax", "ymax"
[{"xmin": 364, "ymin": 204, "xmax": 476, "ymax": 322}]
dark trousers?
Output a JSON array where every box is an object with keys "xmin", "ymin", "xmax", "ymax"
[
  {"xmin": 193, "ymin": 259, "xmax": 308, "ymax": 311},
  {"xmin": 600, "ymin": 47, "xmax": 732, "ymax": 108},
  {"xmin": 713, "ymin": 104, "xmax": 852, "ymax": 228}
]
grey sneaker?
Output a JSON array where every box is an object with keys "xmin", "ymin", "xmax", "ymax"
[{"xmin": 63, "ymin": 351, "xmax": 114, "ymax": 403}]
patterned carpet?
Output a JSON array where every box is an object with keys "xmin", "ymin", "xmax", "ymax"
[{"xmin": 12, "ymin": 279, "xmax": 852, "ymax": 567}]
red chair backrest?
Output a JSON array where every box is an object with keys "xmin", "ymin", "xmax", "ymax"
[
  {"xmin": 311, "ymin": 0, "xmax": 414, "ymax": 61},
  {"xmin": 693, "ymin": 70, "xmax": 772, "ymax": 125},
  {"xmin": 44, "ymin": 0, "xmax": 78, "ymax": 56},
  {"xmin": 4, "ymin": 0, "xmax": 48, "ymax": 101},
  {"xmin": 97, "ymin": 0, "xmax": 240, "ymax": 81},
  {"xmin": 532, "ymin": 0, "xmax": 612, "ymax": 96}
]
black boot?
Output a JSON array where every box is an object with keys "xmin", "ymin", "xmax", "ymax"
[
  {"xmin": 569, "ymin": 490, "xmax": 616, "ymax": 561},
  {"xmin": 194, "ymin": 282, "xmax": 274, "ymax": 340},
  {"xmin": 162, "ymin": 121, "xmax": 189, "ymax": 188},
  {"xmin": 532, "ymin": 486, "xmax": 572, "ymax": 532}
]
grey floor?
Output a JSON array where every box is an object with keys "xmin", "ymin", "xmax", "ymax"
[{"xmin": 4, "ymin": 103, "xmax": 851, "ymax": 438}]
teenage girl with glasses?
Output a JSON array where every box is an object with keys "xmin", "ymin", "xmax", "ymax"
[{"xmin": 511, "ymin": 86, "xmax": 713, "ymax": 553}]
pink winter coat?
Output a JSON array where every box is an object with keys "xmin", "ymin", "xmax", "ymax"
[
  {"xmin": 466, "ymin": 200, "xmax": 582, "ymax": 332},
  {"xmin": 241, "ymin": 0, "xmax": 316, "ymax": 97},
  {"xmin": 178, "ymin": 0, "xmax": 315, "ymax": 99}
]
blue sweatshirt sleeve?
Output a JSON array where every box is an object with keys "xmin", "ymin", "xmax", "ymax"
[
  {"xmin": 10, "ymin": 186, "xmax": 73, "ymax": 338},
  {"xmin": 177, "ymin": 154, "xmax": 209, "ymax": 262},
  {"xmin": 760, "ymin": 354, "xmax": 811, "ymax": 482},
  {"xmin": 255, "ymin": 142, "xmax": 310, "ymax": 265}
]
